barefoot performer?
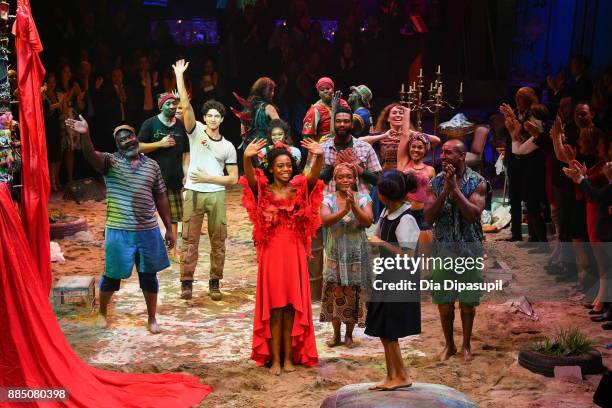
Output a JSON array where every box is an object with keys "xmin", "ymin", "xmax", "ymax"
[
  {"xmin": 366, "ymin": 171, "xmax": 421, "ymax": 390},
  {"xmin": 320, "ymin": 163, "xmax": 373, "ymax": 348},
  {"xmin": 425, "ymin": 140, "xmax": 488, "ymax": 361},
  {"xmin": 66, "ymin": 116, "xmax": 175, "ymax": 334},
  {"xmin": 240, "ymin": 137, "xmax": 325, "ymax": 375}
]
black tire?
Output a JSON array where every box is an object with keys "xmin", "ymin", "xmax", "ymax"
[
  {"xmin": 518, "ymin": 349, "xmax": 604, "ymax": 377},
  {"xmin": 49, "ymin": 217, "xmax": 88, "ymax": 240}
]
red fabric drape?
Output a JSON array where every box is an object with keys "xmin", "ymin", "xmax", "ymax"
[
  {"xmin": 0, "ymin": 183, "xmax": 212, "ymax": 407},
  {"xmin": 2, "ymin": 2, "xmax": 212, "ymax": 405},
  {"xmin": 12, "ymin": 0, "xmax": 51, "ymax": 294}
]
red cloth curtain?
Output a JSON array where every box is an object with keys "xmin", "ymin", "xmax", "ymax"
[
  {"xmin": 1, "ymin": 3, "xmax": 212, "ymax": 405},
  {"xmin": 12, "ymin": 0, "xmax": 51, "ymax": 294}
]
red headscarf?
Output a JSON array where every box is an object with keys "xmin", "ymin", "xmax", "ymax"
[{"xmin": 316, "ymin": 77, "xmax": 334, "ymax": 91}]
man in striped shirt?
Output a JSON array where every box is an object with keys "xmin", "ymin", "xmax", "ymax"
[{"xmin": 66, "ymin": 116, "xmax": 174, "ymax": 334}]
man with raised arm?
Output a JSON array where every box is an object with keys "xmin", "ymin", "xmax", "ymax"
[
  {"xmin": 173, "ymin": 59, "xmax": 238, "ymax": 301},
  {"xmin": 65, "ymin": 116, "xmax": 174, "ymax": 334}
]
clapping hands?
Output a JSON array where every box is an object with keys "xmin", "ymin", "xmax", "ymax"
[
  {"xmin": 442, "ymin": 162, "xmax": 457, "ymax": 195},
  {"xmin": 562, "ymin": 160, "xmax": 587, "ymax": 184}
]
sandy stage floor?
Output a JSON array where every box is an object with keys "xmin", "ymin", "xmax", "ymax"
[{"xmin": 49, "ymin": 185, "xmax": 610, "ymax": 408}]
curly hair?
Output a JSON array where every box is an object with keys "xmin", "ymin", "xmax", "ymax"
[
  {"xmin": 263, "ymin": 147, "xmax": 300, "ymax": 184},
  {"xmin": 201, "ymin": 99, "xmax": 226, "ymax": 117},
  {"xmin": 375, "ymin": 103, "xmax": 409, "ymax": 132},
  {"xmin": 249, "ymin": 77, "xmax": 276, "ymax": 103},
  {"xmin": 377, "ymin": 170, "xmax": 418, "ymax": 201},
  {"xmin": 266, "ymin": 118, "xmax": 291, "ymax": 142}
]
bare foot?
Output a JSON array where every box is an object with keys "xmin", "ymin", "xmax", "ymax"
[
  {"xmin": 269, "ymin": 362, "xmax": 281, "ymax": 376},
  {"xmin": 461, "ymin": 346, "xmax": 473, "ymax": 361},
  {"xmin": 344, "ymin": 336, "xmax": 356, "ymax": 348},
  {"xmin": 326, "ymin": 336, "xmax": 343, "ymax": 347},
  {"xmin": 439, "ymin": 346, "xmax": 457, "ymax": 361},
  {"xmin": 368, "ymin": 379, "xmax": 389, "ymax": 390},
  {"xmin": 147, "ymin": 319, "xmax": 161, "ymax": 334},
  {"xmin": 96, "ymin": 314, "xmax": 109, "ymax": 328},
  {"xmin": 283, "ymin": 359, "xmax": 296, "ymax": 373},
  {"xmin": 381, "ymin": 376, "xmax": 413, "ymax": 391}
]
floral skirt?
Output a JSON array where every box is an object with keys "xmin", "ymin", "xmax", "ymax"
[{"xmin": 319, "ymin": 282, "xmax": 367, "ymax": 327}]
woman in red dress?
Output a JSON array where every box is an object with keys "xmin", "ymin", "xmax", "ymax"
[{"xmin": 240, "ymin": 137, "xmax": 325, "ymax": 375}]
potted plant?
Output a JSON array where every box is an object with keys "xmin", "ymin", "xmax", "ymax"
[{"xmin": 518, "ymin": 327, "xmax": 604, "ymax": 377}]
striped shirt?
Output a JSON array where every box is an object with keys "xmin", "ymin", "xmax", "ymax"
[{"xmin": 103, "ymin": 152, "xmax": 167, "ymax": 231}]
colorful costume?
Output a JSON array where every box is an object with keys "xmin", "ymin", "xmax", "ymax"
[
  {"xmin": 429, "ymin": 166, "xmax": 488, "ymax": 306},
  {"xmin": 302, "ymin": 99, "xmax": 350, "ymax": 142},
  {"xmin": 353, "ymin": 106, "xmax": 372, "ymax": 137},
  {"xmin": 231, "ymin": 93, "xmax": 273, "ymax": 146},
  {"xmin": 239, "ymin": 169, "xmax": 324, "ymax": 367},
  {"xmin": 319, "ymin": 192, "xmax": 371, "ymax": 327}
]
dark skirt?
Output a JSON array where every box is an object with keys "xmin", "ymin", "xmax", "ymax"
[
  {"xmin": 45, "ymin": 115, "xmax": 62, "ymax": 163},
  {"xmin": 364, "ymin": 301, "xmax": 421, "ymax": 341}
]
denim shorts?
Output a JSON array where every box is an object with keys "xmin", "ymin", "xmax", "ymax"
[{"xmin": 104, "ymin": 227, "xmax": 170, "ymax": 280}]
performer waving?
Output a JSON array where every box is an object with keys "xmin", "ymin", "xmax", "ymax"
[{"xmin": 240, "ymin": 137, "xmax": 325, "ymax": 375}]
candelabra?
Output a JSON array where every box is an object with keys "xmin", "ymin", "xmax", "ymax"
[{"xmin": 398, "ymin": 66, "xmax": 463, "ymax": 165}]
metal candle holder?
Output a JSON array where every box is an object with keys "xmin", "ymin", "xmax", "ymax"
[{"xmin": 398, "ymin": 66, "xmax": 463, "ymax": 165}]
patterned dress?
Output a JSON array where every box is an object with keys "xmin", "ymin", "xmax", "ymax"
[{"xmin": 319, "ymin": 192, "xmax": 372, "ymax": 327}]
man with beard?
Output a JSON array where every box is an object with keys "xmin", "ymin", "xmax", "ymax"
[
  {"xmin": 347, "ymin": 84, "xmax": 373, "ymax": 137},
  {"xmin": 302, "ymin": 77, "xmax": 350, "ymax": 143},
  {"xmin": 65, "ymin": 116, "xmax": 174, "ymax": 334},
  {"xmin": 138, "ymin": 93, "xmax": 190, "ymax": 262},
  {"xmin": 320, "ymin": 106, "xmax": 381, "ymax": 195},
  {"xmin": 425, "ymin": 139, "xmax": 488, "ymax": 362},
  {"xmin": 173, "ymin": 59, "xmax": 238, "ymax": 301}
]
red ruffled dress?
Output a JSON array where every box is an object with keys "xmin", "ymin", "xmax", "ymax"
[{"xmin": 239, "ymin": 169, "xmax": 324, "ymax": 367}]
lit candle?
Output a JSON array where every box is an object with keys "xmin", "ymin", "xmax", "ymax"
[
  {"xmin": 419, "ymin": 68, "xmax": 423, "ymax": 77},
  {"xmin": 438, "ymin": 84, "xmax": 443, "ymax": 95},
  {"xmin": 460, "ymin": 82, "xmax": 463, "ymax": 93},
  {"xmin": 437, "ymin": 65, "xmax": 441, "ymax": 74},
  {"xmin": 429, "ymin": 83, "xmax": 434, "ymax": 92},
  {"xmin": 413, "ymin": 81, "xmax": 416, "ymax": 90},
  {"xmin": 401, "ymin": 83, "xmax": 405, "ymax": 93}
]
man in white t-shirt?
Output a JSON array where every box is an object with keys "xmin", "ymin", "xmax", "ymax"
[{"xmin": 174, "ymin": 59, "xmax": 238, "ymax": 301}]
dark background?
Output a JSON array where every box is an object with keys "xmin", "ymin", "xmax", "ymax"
[{"xmin": 26, "ymin": 0, "xmax": 612, "ymax": 171}]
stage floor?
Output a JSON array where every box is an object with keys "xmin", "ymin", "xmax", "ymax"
[{"xmin": 49, "ymin": 185, "xmax": 609, "ymax": 408}]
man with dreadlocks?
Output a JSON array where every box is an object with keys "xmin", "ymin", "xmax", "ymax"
[{"xmin": 347, "ymin": 84, "xmax": 373, "ymax": 137}]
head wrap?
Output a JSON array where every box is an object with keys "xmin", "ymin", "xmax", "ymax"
[
  {"xmin": 157, "ymin": 92, "xmax": 177, "ymax": 110},
  {"xmin": 350, "ymin": 85, "xmax": 373, "ymax": 107},
  {"xmin": 316, "ymin": 77, "xmax": 334, "ymax": 91},
  {"xmin": 113, "ymin": 124, "xmax": 136, "ymax": 137},
  {"xmin": 333, "ymin": 162, "xmax": 357, "ymax": 180},
  {"xmin": 407, "ymin": 132, "xmax": 431, "ymax": 153}
]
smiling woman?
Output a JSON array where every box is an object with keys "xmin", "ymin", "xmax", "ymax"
[{"xmin": 240, "ymin": 137, "xmax": 325, "ymax": 375}]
